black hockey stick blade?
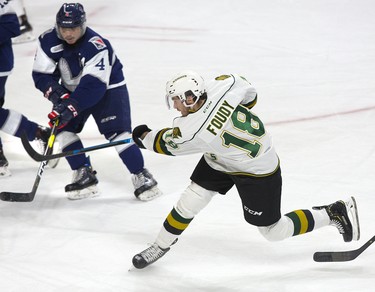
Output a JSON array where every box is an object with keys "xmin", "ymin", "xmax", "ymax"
[
  {"xmin": 313, "ymin": 235, "xmax": 375, "ymax": 262},
  {"xmin": 0, "ymin": 159, "xmax": 49, "ymax": 202},
  {"xmin": 0, "ymin": 191, "xmax": 35, "ymax": 202},
  {"xmin": 1, "ymin": 124, "xmax": 58, "ymax": 202},
  {"xmin": 21, "ymin": 132, "xmax": 133, "ymax": 162}
]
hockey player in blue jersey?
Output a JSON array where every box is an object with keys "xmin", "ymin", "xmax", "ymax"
[
  {"xmin": 0, "ymin": 0, "xmax": 51, "ymax": 177},
  {"xmin": 32, "ymin": 3, "xmax": 162, "ymax": 200}
]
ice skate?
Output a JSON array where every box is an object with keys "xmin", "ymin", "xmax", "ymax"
[
  {"xmin": 313, "ymin": 196, "xmax": 360, "ymax": 242},
  {"xmin": 65, "ymin": 165, "xmax": 99, "ymax": 200},
  {"xmin": 12, "ymin": 18, "xmax": 35, "ymax": 44},
  {"xmin": 12, "ymin": 31, "xmax": 35, "ymax": 44},
  {"xmin": 34, "ymin": 125, "xmax": 60, "ymax": 168},
  {"xmin": 132, "ymin": 243, "xmax": 171, "ymax": 269},
  {"xmin": 0, "ymin": 149, "xmax": 11, "ymax": 177},
  {"xmin": 132, "ymin": 168, "xmax": 162, "ymax": 201}
]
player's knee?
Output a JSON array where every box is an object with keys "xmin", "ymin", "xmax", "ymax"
[
  {"xmin": 109, "ymin": 131, "xmax": 133, "ymax": 154},
  {"xmin": 175, "ymin": 182, "xmax": 216, "ymax": 218},
  {"xmin": 56, "ymin": 131, "xmax": 80, "ymax": 149},
  {"xmin": 258, "ymin": 216, "xmax": 293, "ymax": 242}
]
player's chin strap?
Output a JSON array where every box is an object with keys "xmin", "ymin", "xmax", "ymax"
[{"xmin": 0, "ymin": 119, "xmax": 60, "ymax": 202}]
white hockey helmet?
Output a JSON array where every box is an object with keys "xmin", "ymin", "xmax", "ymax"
[{"xmin": 165, "ymin": 70, "xmax": 206, "ymax": 109}]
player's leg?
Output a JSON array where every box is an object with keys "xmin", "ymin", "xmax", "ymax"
[
  {"xmin": 0, "ymin": 78, "xmax": 10, "ymax": 176},
  {"xmin": 93, "ymin": 85, "xmax": 161, "ymax": 201},
  {"xmin": 235, "ymin": 167, "xmax": 360, "ymax": 242},
  {"xmin": 0, "ymin": 77, "xmax": 51, "ymax": 175},
  {"xmin": 258, "ymin": 198, "xmax": 359, "ymax": 243},
  {"xmin": 56, "ymin": 115, "xmax": 99, "ymax": 200},
  {"xmin": 132, "ymin": 156, "xmax": 233, "ymax": 269},
  {"xmin": 0, "ymin": 136, "xmax": 10, "ymax": 177},
  {"xmin": 0, "ymin": 108, "xmax": 50, "ymax": 143}
]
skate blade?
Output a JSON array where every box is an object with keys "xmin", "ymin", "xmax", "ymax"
[
  {"xmin": 67, "ymin": 186, "xmax": 99, "ymax": 200},
  {"xmin": 137, "ymin": 187, "xmax": 163, "ymax": 201},
  {"xmin": 346, "ymin": 196, "xmax": 360, "ymax": 241},
  {"xmin": 12, "ymin": 32, "xmax": 36, "ymax": 44}
]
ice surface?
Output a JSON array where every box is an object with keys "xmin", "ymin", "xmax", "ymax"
[{"xmin": 1, "ymin": 0, "xmax": 374, "ymax": 291}]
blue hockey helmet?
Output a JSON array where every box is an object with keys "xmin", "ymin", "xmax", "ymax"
[{"xmin": 56, "ymin": 3, "xmax": 86, "ymax": 29}]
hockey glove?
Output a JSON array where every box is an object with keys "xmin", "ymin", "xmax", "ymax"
[
  {"xmin": 44, "ymin": 83, "xmax": 70, "ymax": 105},
  {"xmin": 132, "ymin": 124, "xmax": 152, "ymax": 149},
  {"xmin": 48, "ymin": 99, "xmax": 79, "ymax": 129}
]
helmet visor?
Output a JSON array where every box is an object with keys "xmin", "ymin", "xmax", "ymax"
[{"xmin": 165, "ymin": 90, "xmax": 197, "ymax": 109}]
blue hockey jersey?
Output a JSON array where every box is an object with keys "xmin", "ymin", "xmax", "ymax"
[
  {"xmin": 32, "ymin": 26, "xmax": 126, "ymax": 112},
  {"xmin": 0, "ymin": 1, "xmax": 21, "ymax": 76}
]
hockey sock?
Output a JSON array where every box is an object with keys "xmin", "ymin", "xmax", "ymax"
[
  {"xmin": 64, "ymin": 140, "xmax": 91, "ymax": 170},
  {"xmin": 285, "ymin": 207, "xmax": 331, "ymax": 237},
  {"xmin": 118, "ymin": 143, "xmax": 144, "ymax": 174},
  {"xmin": 156, "ymin": 207, "xmax": 194, "ymax": 249},
  {"xmin": 163, "ymin": 207, "xmax": 193, "ymax": 236},
  {"xmin": 285, "ymin": 209, "xmax": 315, "ymax": 236}
]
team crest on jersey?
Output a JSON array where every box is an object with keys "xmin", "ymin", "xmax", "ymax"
[
  {"xmin": 89, "ymin": 36, "xmax": 107, "ymax": 50},
  {"xmin": 172, "ymin": 127, "xmax": 182, "ymax": 139}
]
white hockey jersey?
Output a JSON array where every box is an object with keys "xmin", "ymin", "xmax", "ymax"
[{"xmin": 143, "ymin": 74, "xmax": 279, "ymax": 176}]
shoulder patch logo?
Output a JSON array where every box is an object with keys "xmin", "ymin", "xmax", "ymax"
[
  {"xmin": 172, "ymin": 127, "xmax": 182, "ymax": 139},
  {"xmin": 89, "ymin": 36, "xmax": 107, "ymax": 50},
  {"xmin": 215, "ymin": 75, "xmax": 231, "ymax": 81}
]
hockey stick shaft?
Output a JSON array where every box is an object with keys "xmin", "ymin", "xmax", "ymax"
[
  {"xmin": 0, "ymin": 121, "xmax": 59, "ymax": 202},
  {"xmin": 21, "ymin": 133, "xmax": 133, "ymax": 162},
  {"xmin": 313, "ymin": 235, "xmax": 375, "ymax": 262}
]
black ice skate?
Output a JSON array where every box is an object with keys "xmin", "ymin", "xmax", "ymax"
[
  {"xmin": 20, "ymin": 17, "xmax": 33, "ymax": 34},
  {"xmin": 132, "ymin": 168, "xmax": 162, "ymax": 201},
  {"xmin": 313, "ymin": 196, "xmax": 360, "ymax": 242},
  {"xmin": 34, "ymin": 125, "xmax": 50, "ymax": 152},
  {"xmin": 0, "ymin": 148, "xmax": 11, "ymax": 177},
  {"xmin": 34, "ymin": 125, "xmax": 59, "ymax": 168},
  {"xmin": 65, "ymin": 165, "xmax": 99, "ymax": 200},
  {"xmin": 132, "ymin": 243, "xmax": 171, "ymax": 269},
  {"xmin": 12, "ymin": 15, "xmax": 35, "ymax": 44}
]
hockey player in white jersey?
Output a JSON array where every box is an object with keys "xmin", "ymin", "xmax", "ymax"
[{"xmin": 131, "ymin": 71, "xmax": 360, "ymax": 269}]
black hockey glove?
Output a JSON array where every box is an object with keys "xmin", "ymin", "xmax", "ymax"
[
  {"xmin": 48, "ymin": 99, "xmax": 79, "ymax": 129},
  {"xmin": 132, "ymin": 124, "xmax": 152, "ymax": 149},
  {"xmin": 44, "ymin": 83, "xmax": 70, "ymax": 105}
]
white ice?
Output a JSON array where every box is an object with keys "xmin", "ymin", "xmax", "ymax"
[{"xmin": 1, "ymin": 0, "xmax": 374, "ymax": 291}]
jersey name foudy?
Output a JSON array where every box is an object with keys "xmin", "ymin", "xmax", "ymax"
[{"xmin": 206, "ymin": 100, "xmax": 234, "ymax": 136}]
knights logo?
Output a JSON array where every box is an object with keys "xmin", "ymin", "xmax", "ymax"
[
  {"xmin": 172, "ymin": 127, "xmax": 182, "ymax": 139},
  {"xmin": 215, "ymin": 75, "xmax": 231, "ymax": 81},
  {"xmin": 89, "ymin": 36, "xmax": 107, "ymax": 50}
]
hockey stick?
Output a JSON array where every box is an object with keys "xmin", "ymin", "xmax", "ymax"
[
  {"xmin": 20, "ymin": 133, "xmax": 133, "ymax": 162},
  {"xmin": 313, "ymin": 235, "xmax": 375, "ymax": 262},
  {"xmin": 0, "ymin": 121, "xmax": 59, "ymax": 202}
]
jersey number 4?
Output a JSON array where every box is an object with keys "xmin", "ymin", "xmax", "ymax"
[
  {"xmin": 95, "ymin": 58, "xmax": 105, "ymax": 70},
  {"xmin": 221, "ymin": 105, "xmax": 265, "ymax": 158}
]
